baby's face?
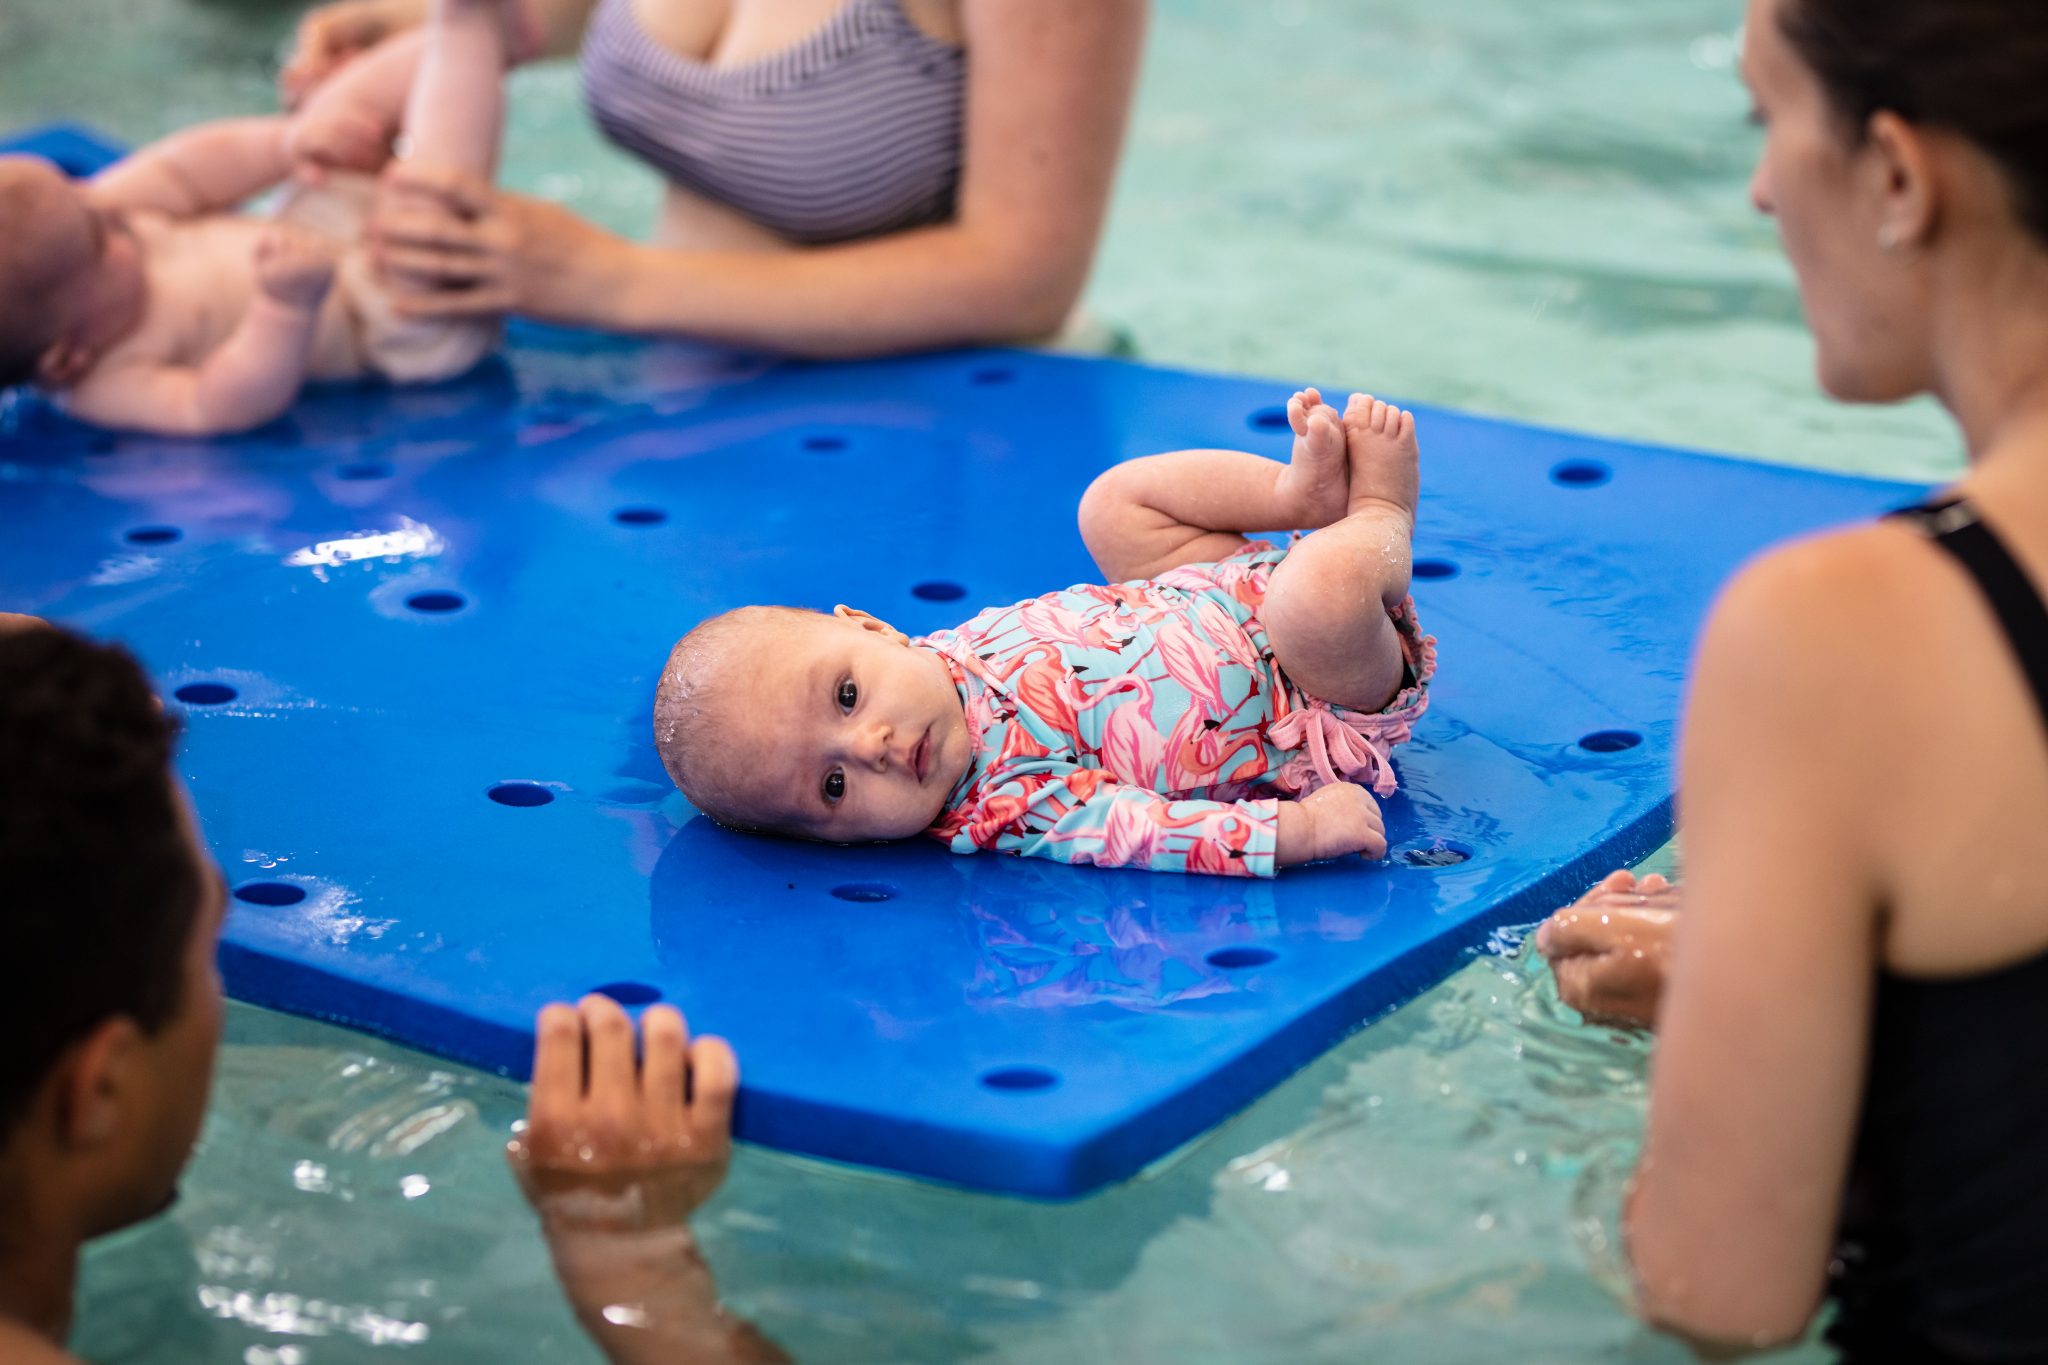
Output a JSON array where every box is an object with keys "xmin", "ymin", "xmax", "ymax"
[
  {"xmin": 0, "ymin": 159, "xmax": 143, "ymax": 354},
  {"xmin": 724, "ymin": 609, "xmax": 972, "ymax": 842}
]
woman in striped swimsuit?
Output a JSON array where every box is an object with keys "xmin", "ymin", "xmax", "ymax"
[{"xmin": 281, "ymin": 0, "xmax": 1144, "ymax": 355}]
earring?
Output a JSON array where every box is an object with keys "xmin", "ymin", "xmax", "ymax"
[{"xmin": 1878, "ymin": 223, "xmax": 1901, "ymax": 252}]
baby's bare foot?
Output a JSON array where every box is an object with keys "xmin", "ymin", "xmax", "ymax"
[
  {"xmin": 1274, "ymin": 387, "xmax": 1351, "ymax": 530},
  {"xmin": 1343, "ymin": 394, "xmax": 1420, "ymax": 525}
]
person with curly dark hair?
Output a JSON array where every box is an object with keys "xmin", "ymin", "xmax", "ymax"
[{"xmin": 0, "ymin": 619, "xmax": 771, "ymax": 1365}]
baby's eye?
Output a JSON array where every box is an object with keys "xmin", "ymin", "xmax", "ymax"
[
  {"xmin": 837, "ymin": 678, "xmax": 858, "ymax": 711},
  {"xmin": 823, "ymin": 768, "xmax": 846, "ymax": 804}
]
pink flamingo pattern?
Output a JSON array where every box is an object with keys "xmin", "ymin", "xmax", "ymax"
[{"xmin": 914, "ymin": 541, "xmax": 1436, "ymax": 877}]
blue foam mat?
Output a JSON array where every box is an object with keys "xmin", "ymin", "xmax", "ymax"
[{"xmin": 1, "ymin": 124, "xmax": 1923, "ymax": 1196}]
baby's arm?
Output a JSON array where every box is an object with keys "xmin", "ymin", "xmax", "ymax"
[
  {"xmin": 59, "ymin": 227, "xmax": 338, "ymax": 437},
  {"xmin": 1079, "ymin": 389, "xmax": 1352, "ymax": 583},
  {"xmin": 952, "ymin": 766, "xmax": 1385, "ymax": 876},
  {"xmin": 1276, "ymin": 785, "xmax": 1388, "ymax": 868},
  {"xmin": 86, "ymin": 118, "xmax": 297, "ymax": 219}
]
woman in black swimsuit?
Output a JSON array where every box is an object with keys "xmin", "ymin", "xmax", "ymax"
[{"xmin": 1539, "ymin": 0, "xmax": 2048, "ymax": 1358}]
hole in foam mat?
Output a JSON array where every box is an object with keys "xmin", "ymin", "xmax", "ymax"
[
  {"xmin": 174, "ymin": 682, "xmax": 237, "ymax": 706},
  {"xmin": 969, "ymin": 365, "xmax": 1016, "ymax": 385},
  {"xmin": 406, "ymin": 590, "xmax": 466, "ymax": 614},
  {"xmin": 488, "ymin": 782, "xmax": 555, "ymax": 808},
  {"xmin": 911, "ymin": 581, "xmax": 967, "ymax": 602},
  {"xmin": 1551, "ymin": 460, "xmax": 1611, "ymax": 487},
  {"xmin": 613, "ymin": 506, "xmax": 667, "ymax": 526},
  {"xmin": 234, "ymin": 881, "xmax": 307, "ymax": 907},
  {"xmin": 1248, "ymin": 406, "xmax": 1291, "ymax": 433},
  {"xmin": 1578, "ymin": 729, "xmax": 1643, "ymax": 753},
  {"xmin": 1402, "ymin": 841, "xmax": 1474, "ymax": 868},
  {"xmin": 981, "ymin": 1066, "xmax": 1059, "ymax": 1092},
  {"xmin": 802, "ymin": 434, "xmax": 848, "ymax": 453},
  {"xmin": 125, "ymin": 525, "xmax": 181, "ymax": 546},
  {"xmin": 1206, "ymin": 945, "xmax": 1278, "ymax": 970},
  {"xmin": 592, "ymin": 981, "xmax": 662, "ymax": 1007},
  {"xmin": 831, "ymin": 883, "xmax": 898, "ymax": 903},
  {"xmin": 336, "ymin": 461, "xmax": 394, "ymax": 481},
  {"xmin": 1412, "ymin": 558, "xmax": 1458, "ymax": 580}
]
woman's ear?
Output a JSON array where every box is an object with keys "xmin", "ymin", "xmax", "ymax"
[
  {"xmin": 1866, "ymin": 110, "xmax": 1938, "ymax": 252},
  {"xmin": 831, "ymin": 606, "xmax": 910, "ymax": 644}
]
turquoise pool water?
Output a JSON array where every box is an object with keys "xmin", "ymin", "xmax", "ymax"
[{"xmin": 3, "ymin": 0, "xmax": 1963, "ymax": 1359}]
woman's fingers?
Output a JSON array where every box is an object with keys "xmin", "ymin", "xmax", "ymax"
[
  {"xmin": 639, "ymin": 1005, "xmax": 691, "ymax": 1140},
  {"xmin": 528, "ymin": 1002, "xmax": 584, "ymax": 1133},
  {"xmin": 1533, "ymin": 906, "xmax": 1606, "ymax": 960},
  {"xmin": 687, "ymin": 1037, "xmax": 740, "ymax": 1150},
  {"xmin": 369, "ymin": 203, "xmax": 488, "ymax": 254},
  {"xmin": 381, "ymin": 162, "xmax": 495, "ymax": 218},
  {"xmin": 579, "ymin": 994, "xmax": 639, "ymax": 1119},
  {"xmin": 375, "ymin": 244, "xmax": 494, "ymax": 287},
  {"xmin": 388, "ymin": 284, "xmax": 514, "ymax": 320}
]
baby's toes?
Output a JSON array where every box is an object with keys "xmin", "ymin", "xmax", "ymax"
[{"xmin": 1287, "ymin": 390, "xmax": 1309, "ymax": 436}]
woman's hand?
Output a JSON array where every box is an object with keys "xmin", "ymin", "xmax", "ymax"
[
  {"xmin": 508, "ymin": 995, "xmax": 739, "ymax": 1233},
  {"xmin": 1535, "ymin": 869, "xmax": 1681, "ymax": 1028},
  {"xmin": 279, "ymin": 0, "xmax": 429, "ymax": 109},
  {"xmin": 369, "ymin": 165, "xmax": 636, "ymax": 325}
]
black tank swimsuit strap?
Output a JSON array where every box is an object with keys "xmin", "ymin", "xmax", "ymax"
[{"xmin": 1891, "ymin": 494, "xmax": 2048, "ymax": 734}]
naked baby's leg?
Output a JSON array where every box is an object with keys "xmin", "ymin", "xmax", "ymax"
[
  {"xmin": 1259, "ymin": 395, "xmax": 1419, "ymax": 713},
  {"xmin": 1077, "ymin": 387, "xmax": 1354, "ymax": 584},
  {"xmin": 400, "ymin": 0, "xmax": 514, "ymax": 180}
]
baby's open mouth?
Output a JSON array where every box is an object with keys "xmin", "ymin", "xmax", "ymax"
[{"xmin": 913, "ymin": 730, "xmax": 930, "ymax": 783}]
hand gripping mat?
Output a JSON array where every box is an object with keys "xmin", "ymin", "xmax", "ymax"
[{"xmin": 0, "ymin": 124, "xmax": 1923, "ymax": 1197}]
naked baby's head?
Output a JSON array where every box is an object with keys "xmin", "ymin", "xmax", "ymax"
[
  {"xmin": 653, "ymin": 605, "xmax": 973, "ymax": 844},
  {"xmin": 0, "ymin": 157, "xmax": 145, "ymax": 391}
]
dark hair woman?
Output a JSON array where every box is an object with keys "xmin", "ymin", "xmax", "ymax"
[{"xmin": 1539, "ymin": 0, "xmax": 2048, "ymax": 1359}]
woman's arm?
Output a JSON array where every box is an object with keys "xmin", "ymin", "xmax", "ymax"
[
  {"xmin": 513, "ymin": 996, "xmax": 784, "ymax": 1365},
  {"xmin": 1625, "ymin": 535, "xmax": 1895, "ymax": 1350},
  {"xmin": 371, "ymin": 0, "xmax": 1148, "ymax": 354}
]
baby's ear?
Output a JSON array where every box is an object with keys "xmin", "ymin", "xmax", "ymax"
[
  {"xmin": 34, "ymin": 339, "xmax": 96, "ymax": 391},
  {"xmin": 831, "ymin": 605, "xmax": 910, "ymax": 644}
]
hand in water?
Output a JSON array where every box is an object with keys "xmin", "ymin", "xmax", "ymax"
[
  {"xmin": 508, "ymin": 995, "xmax": 739, "ymax": 1231},
  {"xmin": 1536, "ymin": 868, "xmax": 1682, "ymax": 1029}
]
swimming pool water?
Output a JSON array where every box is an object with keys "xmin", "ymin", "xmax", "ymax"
[{"xmin": 4, "ymin": 0, "xmax": 1960, "ymax": 1358}]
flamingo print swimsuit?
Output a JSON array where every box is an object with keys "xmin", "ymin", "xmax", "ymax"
[{"xmin": 914, "ymin": 541, "xmax": 1436, "ymax": 878}]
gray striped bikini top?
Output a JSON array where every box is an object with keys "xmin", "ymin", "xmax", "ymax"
[{"xmin": 579, "ymin": 0, "xmax": 967, "ymax": 246}]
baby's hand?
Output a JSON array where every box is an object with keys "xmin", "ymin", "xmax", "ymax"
[
  {"xmin": 287, "ymin": 101, "xmax": 394, "ymax": 177},
  {"xmin": 1285, "ymin": 783, "xmax": 1388, "ymax": 864},
  {"xmin": 256, "ymin": 225, "xmax": 341, "ymax": 309}
]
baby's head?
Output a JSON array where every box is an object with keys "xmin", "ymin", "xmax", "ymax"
[
  {"xmin": 0, "ymin": 157, "xmax": 145, "ymax": 391},
  {"xmin": 653, "ymin": 604, "xmax": 972, "ymax": 844}
]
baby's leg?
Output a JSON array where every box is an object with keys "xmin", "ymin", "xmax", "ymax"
[
  {"xmin": 1077, "ymin": 388, "xmax": 1352, "ymax": 584},
  {"xmin": 398, "ymin": 0, "xmax": 515, "ymax": 182},
  {"xmin": 1259, "ymin": 396, "xmax": 1419, "ymax": 713},
  {"xmin": 288, "ymin": 29, "xmax": 426, "ymax": 174}
]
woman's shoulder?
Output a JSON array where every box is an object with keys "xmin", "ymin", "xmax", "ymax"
[{"xmin": 1707, "ymin": 510, "xmax": 1966, "ymax": 658}]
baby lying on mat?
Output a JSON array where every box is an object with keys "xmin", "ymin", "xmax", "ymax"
[
  {"xmin": 0, "ymin": 0, "xmax": 518, "ymax": 436},
  {"xmin": 655, "ymin": 390, "xmax": 1436, "ymax": 878}
]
